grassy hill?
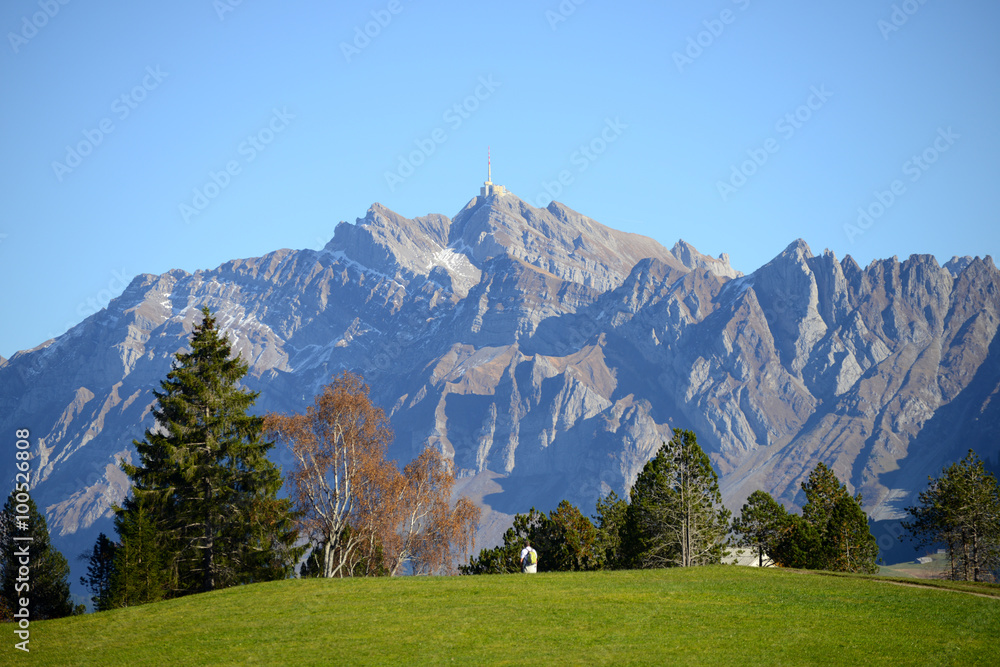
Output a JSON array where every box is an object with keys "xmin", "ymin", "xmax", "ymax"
[
  {"xmin": 880, "ymin": 551, "xmax": 953, "ymax": 579},
  {"xmin": 14, "ymin": 567, "xmax": 1000, "ymax": 665}
]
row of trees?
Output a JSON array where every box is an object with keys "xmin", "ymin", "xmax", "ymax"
[
  {"xmin": 463, "ymin": 429, "xmax": 732, "ymax": 573},
  {"xmin": 731, "ymin": 464, "xmax": 879, "ymax": 573},
  {"xmin": 464, "ymin": 433, "xmax": 883, "ymax": 575},
  {"xmin": 75, "ymin": 309, "xmax": 479, "ymax": 611},
  {"xmin": 729, "ymin": 454, "xmax": 1000, "ymax": 582},
  {"xmin": 463, "ymin": 446, "xmax": 1000, "ymax": 584}
]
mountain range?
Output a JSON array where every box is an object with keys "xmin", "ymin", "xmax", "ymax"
[{"xmin": 3, "ymin": 189, "xmax": 998, "ymax": 593}]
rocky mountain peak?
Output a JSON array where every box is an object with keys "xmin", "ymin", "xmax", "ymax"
[
  {"xmin": 325, "ymin": 205, "xmax": 451, "ymax": 276},
  {"xmin": 670, "ymin": 240, "xmax": 742, "ymax": 280},
  {"xmin": 447, "ymin": 192, "xmax": 686, "ymax": 293},
  {"xmin": 944, "ymin": 255, "xmax": 976, "ymax": 278}
]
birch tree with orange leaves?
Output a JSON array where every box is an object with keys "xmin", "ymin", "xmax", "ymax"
[
  {"xmin": 391, "ymin": 448, "xmax": 481, "ymax": 576},
  {"xmin": 264, "ymin": 372, "xmax": 392, "ymax": 578},
  {"xmin": 264, "ymin": 371, "xmax": 480, "ymax": 577}
]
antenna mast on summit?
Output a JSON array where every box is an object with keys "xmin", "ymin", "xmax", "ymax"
[{"xmin": 480, "ymin": 146, "xmax": 506, "ymax": 198}]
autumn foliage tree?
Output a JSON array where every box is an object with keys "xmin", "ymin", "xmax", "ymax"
[
  {"xmin": 398, "ymin": 448, "xmax": 482, "ymax": 575},
  {"xmin": 266, "ymin": 372, "xmax": 393, "ymax": 578},
  {"xmin": 265, "ymin": 372, "xmax": 480, "ymax": 577}
]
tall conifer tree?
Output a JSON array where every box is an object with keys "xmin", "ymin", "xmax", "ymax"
[
  {"xmin": 109, "ymin": 493, "xmax": 167, "ymax": 606},
  {"xmin": 1, "ymin": 491, "xmax": 75, "ymax": 619},
  {"xmin": 79, "ymin": 533, "xmax": 117, "ymax": 612},
  {"xmin": 732, "ymin": 490, "xmax": 788, "ymax": 567},
  {"xmin": 624, "ymin": 429, "xmax": 731, "ymax": 568},
  {"xmin": 770, "ymin": 463, "xmax": 879, "ymax": 573},
  {"xmin": 115, "ymin": 307, "xmax": 300, "ymax": 601}
]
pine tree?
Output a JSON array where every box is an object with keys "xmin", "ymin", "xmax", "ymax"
[
  {"xmin": 79, "ymin": 533, "xmax": 117, "ymax": 611},
  {"xmin": 625, "ymin": 429, "xmax": 731, "ymax": 568},
  {"xmin": 903, "ymin": 450, "xmax": 1000, "ymax": 582},
  {"xmin": 771, "ymin": 514, "xmax": 826, "ymax": 570},
  {"xmin": 461, "ymin": 509, "xmax": 545, "ymax": 574},
  {"xmin": 801, "ymin": 462, "xmax": 842, "ymax": 535},
  {"xmin": 732, "ymin": 490, "xmax": 788, "ymax": 567},
  {"xmin": 594, "ymin": 490, "xmax": 629, "ymax": 569},
  {"xmin": 116, "ymin": 307, "xmax": 300, "ymax": 600},
  {"xmin": 806, "ymin": 463, "xmax": 879, "ymax": 573},
  {"xmin": 532, "ymin": 501, "xmax": 602, "ymax": 572},
  {"xmin": 827, "ymin": 493, "xmax": 880, "ymax": 574},
  {"xmin": 1, "ymin": 491, "xmax": 75, "ymax": 619},
  {"xmin": 772, "ymin": 463, "xmax": 879, "ymax": 573}
]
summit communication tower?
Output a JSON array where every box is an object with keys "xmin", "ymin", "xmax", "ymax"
[{"xmin": 480, "ymin": 146, "xmax": 507, "ymax": 198}]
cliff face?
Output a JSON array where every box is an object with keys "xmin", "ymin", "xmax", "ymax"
[
  {"xmin": 609, "ymin": 243, "xmax": 1000, "ymax": 523},
  {"xmin": 2, "ymin": 192, "xmax": 996, "ymax": 583}
]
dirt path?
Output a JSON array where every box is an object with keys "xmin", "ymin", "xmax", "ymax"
[{"xmin": 875, "ymin": 579, "xmax": 1000, "ymax": 600}]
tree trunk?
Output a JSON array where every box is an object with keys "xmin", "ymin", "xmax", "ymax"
[{"xmin": 322, "ymin": 540, "xmax": 333, "ymax": 578}]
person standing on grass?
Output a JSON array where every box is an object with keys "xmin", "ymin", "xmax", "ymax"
[{"xmin": 520, "ymin": 542, "xmax": 538, "ymax": 573}]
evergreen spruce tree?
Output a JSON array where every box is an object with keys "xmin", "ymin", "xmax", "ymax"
[
  {"xmin": 1, "ymin": 491, "xmax": 75, "ymax": 619},
  {"xmin": 594, "ymin": 490, "xmax": 629, "ymax": 569},
  {"xmin": 108, "ymin": 494, "xmax": 168, "ymax": 607},
  {"xmin": 79, "ymin": 533, "xmax": 117, "ymax": 612},
  {"xmin": 116, "ymin": 307, "xmax": 301, "ymax": 600},
  {"xmin": 624, "ymin": 429, "xmax": 731, "ymax": 568}
]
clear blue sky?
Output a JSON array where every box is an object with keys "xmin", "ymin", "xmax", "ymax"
[{"xmin": 2, "ymin": 0, "xmax": 997, "ymax": 358}]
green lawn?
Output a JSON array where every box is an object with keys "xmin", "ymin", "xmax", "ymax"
[{"xmin": 12, "ymin": 567, "xmax": 1000, "ymax": 666}]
